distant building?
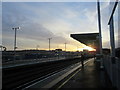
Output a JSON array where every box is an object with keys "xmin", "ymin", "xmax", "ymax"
[{"xmin": 55, "ymin": 49, "xmax": 62, "ymax": 51}]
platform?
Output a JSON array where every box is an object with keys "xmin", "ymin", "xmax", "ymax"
[{"xmin": 55, "ymin": 58, "xmax": 116, "ymax": 89}]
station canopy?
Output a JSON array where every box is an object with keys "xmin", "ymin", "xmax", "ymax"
[{"xmin": 70, "ymin": 33, "xmax": 99, "ymax": 48}]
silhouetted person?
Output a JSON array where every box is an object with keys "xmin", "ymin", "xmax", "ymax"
[
  {"xmin": 81, "ymin": 53, "xmax": 85, "ymax": 67},
  {"xmin": 94, "ymin": 53, "xmax": 96, "ymax": 59}
]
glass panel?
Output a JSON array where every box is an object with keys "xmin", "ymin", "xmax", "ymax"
[{"xmin": 113, "ymin": 2, "xmax": 119, "ymax": 58}]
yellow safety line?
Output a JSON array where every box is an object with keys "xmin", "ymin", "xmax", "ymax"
[
  {"xmin": 56, "ymin": 68, "xmax": 81, "ymax": 90},
  {"xmin": 56, "ymin": 59, "xmax": 91, "ymax": 90}
]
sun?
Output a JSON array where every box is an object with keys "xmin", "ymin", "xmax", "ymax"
[{"xmin": 78, "ymin": 46, "xmax": 96, "ymax": 51}]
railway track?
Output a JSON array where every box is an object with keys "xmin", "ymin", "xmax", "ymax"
[{"xmin": 2, "ymin": 57, "xmax": 82, "ymax": 89}]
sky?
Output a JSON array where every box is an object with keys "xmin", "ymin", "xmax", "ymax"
[{"xmin": 1, "ymin": 1, "xmax": 119, "ymax": 51}]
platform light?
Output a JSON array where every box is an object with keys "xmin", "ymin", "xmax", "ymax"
[{"xmin": 12, "ymin": 27, "xmax": 20, "ymax": 61}]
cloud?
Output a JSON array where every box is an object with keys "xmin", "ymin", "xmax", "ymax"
[
  {"xmin": 2, "ymin": 2, "xmax": 112, "ymax": 50},
  {"xmin": 2, "ymin": 3, "xmax": 60, "ymax": 49},
  {"xmin": 2, "ymin": 5, "xmax": 54, "ymax": 39},
  {"xmin": 83, "ymin": 8, "xmax": 97, "ymax": 23}
]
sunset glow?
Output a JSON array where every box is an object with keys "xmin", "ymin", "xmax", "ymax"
[
  {"xmin": 2, "ymin": 2, "xmax": 112, "ymax": 51},
  {"xmin": 78, "ymin": 46, "xmax": 96, "ymax": 51}
]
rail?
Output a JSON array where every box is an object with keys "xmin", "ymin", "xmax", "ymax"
[{"xmin": 3, "ymin": 57, "xmax": 83, "ymax": 89}]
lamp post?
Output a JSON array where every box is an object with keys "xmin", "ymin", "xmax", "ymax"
[
  {"xmin": 64, "ymin": 43, "xmax": 67, "ymax": 51},
  {"xmin": 12, "ymin": 27, "xmax": 20, "ymax": 61},
  {"xmin": 48, "ymin": 38, "xmax": 52, "ymax": 51},
  {"xmin": 36, "ymin": 45, "xmax": 40, "ymax": 50},
  {"xmin": 64, "ymin": 43, "xmax": 67, "ymax": 58}
]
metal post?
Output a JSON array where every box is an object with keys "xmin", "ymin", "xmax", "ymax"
[
  {"xmin": 14, "ymin": 29, "xmax": 16, "ymax": 50},
  {"xmin": 65, "ymin": 43, "xmax": 67, "ymax": 51},
  {"xmin": 12, "ymin": 27, "xmax": 20, "ymax": 61},
  {"xmin": 14, "ymin": 29, "xmax": 17, "ymax": 61},
  {"xmin": 97, "ymin": 0, "xmax": 103, "ymax": 68},
  {"xmin": 110, "ymin": 17, "xmax": 115, "ymax": 58},
  {"xmin": 64, "ymin": 43, "xmax": 67, "ymax": 58},
  {"xmin": 48, "ymin": 38, "xmax": 52, "ymax": 51},
  {"xmin": 109, "ymin": 16, "xmax": 117, "ymax": 88},
  {"xmin": 36, "ymin": 45, "xmax": 39, "ymax": 50}
]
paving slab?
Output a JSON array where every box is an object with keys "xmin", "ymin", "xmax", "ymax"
[{"xmin": 58, "ymin": 59, "xmax": 115, "ymax": 89}]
